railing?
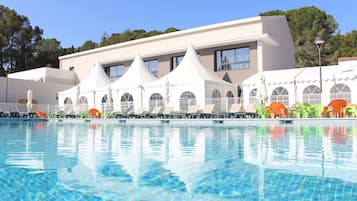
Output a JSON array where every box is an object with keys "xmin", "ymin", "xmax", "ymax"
[{"xmin": 0, "ymin": 103, "xmax": 59, "ymax": 116}]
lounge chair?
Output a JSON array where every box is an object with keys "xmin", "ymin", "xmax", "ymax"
[
  {"xmin": 226, "ymin": 103, "xmax": 243, "ymax": 118},
  {"xmin": 244, "ymin": 104, "xmax": 257, "ymax": 118},
  {"xmin": 189, "ymin": 104, "xmax": 215, "ymax": 119},
  {"xmin": 344, "ymin": 104, "xmax": 357, "ymax": 118},
  {"xmin": 128, "ymin": 107, "xmax": 146, "ymax": 118},
  {"xmin": 148, "ymin": 106, "xmax": 162, "ymax": 118},
  {"xmin": 0, "ymin": 104, "xmax": 10, "ymax": 118},
  {"xmin": 200, "ymin": 104, "xmax": 216, "ymax": 118},
  {"xmin": 323, "ymin": 99, "xmax": 347, "ymax": 118},
  {"xmin": 310, "ymin": 104, "xmax": 323, "ymax": 118},
  {"xmin": 254, "ymin": 104, "xmax": 269, "ymax": 118},
  {"xmin": 161, "ymin": 106, "xmax": 173, "ymax": 119},
  {"xmin": 269, "ymin": 102, "xmax": 288, "ymax": 118},
  {"xmin": 296, "ymin": 102, "xmax": 310, "ymax": 118},
  {"xmin": 186, "ymin": 105, "xmax": 199, "ymax": 118},
  {"xmin": 114, "ymin": 106, "xmax": 133, "ymax": 118}
]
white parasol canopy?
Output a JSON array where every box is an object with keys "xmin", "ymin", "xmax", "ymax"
[{"xmin": 26, "ymin": 89, "xmax": 33, "ymax": 112}]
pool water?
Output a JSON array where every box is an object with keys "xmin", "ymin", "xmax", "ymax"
[{"xmin": 0, "ymin": 121, "xmax": 356, "ymax": 200}]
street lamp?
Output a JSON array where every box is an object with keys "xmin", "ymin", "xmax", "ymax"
[{"xmin": 314, "ymin": 37, "xmax": 325, "ymax": 93}]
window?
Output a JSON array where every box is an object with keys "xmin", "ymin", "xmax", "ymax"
[
  {"xmin": 271, "ymin": 87, "xmax": 289, "ymax": 106},
  {"xmin": 226, "ymin": 91, "xmax": 235, "ymax": 110},
  {"xmin": 105, "ymin": 64, "xmax": 124, "ymax": 80},
  {"xmin": 102, "ymin": 94, "xmax": 113, "ymax": 104},
  {"xmin": 179, "ymin": 91, "xmax": 196, "ymax": 111},
  {"xmin": 211, "ymin": 89, "xmax": 221, "ymax": 110},
  {"xmin": 215, "ymin": 47, "xmax": 250, "ymax": 71},
  {"xmin": 330, "ymin": 84, "xmax": 351, "ymax": 103},
  {"xmin": 64, "ymin": 97, "xmax": 73, "ymax": 113},
  {"xmin": 249, "ymin": 88, "xmax": 259, "ymax": 104},
  {"xmin": 171, "ymin": 55, "xmax": 184, "ymax": 71},
  {"xmin": 79, "ymin": 96, "xmax": 88, "ymax": 104},
  {"xmin": 64, "ymin": 97, "xmax": 72, "ymax": 105},
  {"xmin": 149, "ymin": 93, "xmax": 164, "ymax": 111},
  {"xmin": 120, "ymin": 93, "xmax": 134, "ymax": 112},
  {"xmin": 145, "ymin": 60, "xmax": 159, "ymax": 77},
  {"xmin": 78, "ymin": 96, "xmax": 88, "ymax": 112},
  {"xmin": 303, "ymin": 85, "xmax": 321, "ymax": 104}
]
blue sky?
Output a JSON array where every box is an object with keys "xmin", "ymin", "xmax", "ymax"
[{"xmin": 0, "ymin": 0, "xmax": 356, "ymax": 48}]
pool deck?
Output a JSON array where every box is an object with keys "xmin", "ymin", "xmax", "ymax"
[
  {"xmin": 49, "ymin": 117, "xmax": 357, "ymax": 126},
  {"xmin": 1, "ymin": 117, "xmax": 356, "ymax": 126}
]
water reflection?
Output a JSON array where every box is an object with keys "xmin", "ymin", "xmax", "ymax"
[{"xmin": 0, "ymin": 122, "xmax": 356, "ymax": 200}]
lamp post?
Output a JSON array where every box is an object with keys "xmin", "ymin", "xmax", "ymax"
[{"xmin": 314, "ymin": 37, "xmax": 325, "ymax": 93}]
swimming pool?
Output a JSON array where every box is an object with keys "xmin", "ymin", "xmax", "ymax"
[{"xmin": 0, "ymin": 120, "xmax": 356, "ymax": 200}]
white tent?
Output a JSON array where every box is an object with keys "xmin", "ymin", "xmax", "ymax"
[
  {"xmin": 243, "ymin": 63, "xmax": 357, "ymax": 107},
  {"xmin": 144, "ymin": 45, "xmax": 237, "ymax": 111},
  {"xmin": 97, "ymin": 54, "xmax": 157, "ymax": 112},
  {"xmin": 58, "ymin": 61, "xmax": 112, "ymax": 111}
]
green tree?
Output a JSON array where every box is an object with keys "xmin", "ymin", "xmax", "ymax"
[
  {"xmin": 33, "ymin": 38, "xmax": 61, "ymax": 68},
  {"xmin": 336, "ymin": 30, "xmax": 357, "ymax": 57},
  {"xmin": 164, "ymin": 27, "xmax": 180, "ymax": 33},
  {"xmin": 261, "ymin": 6, "xmax": 339, "ymax": 67},
  {"xmin": 0, "ymin": 5, "xmax": 43, "ymax": 72},
  {"xmin": 99, "ymin": 28, "xmax": 179, "ymax": 47},
  {"xmin": 79, "ymin": 40, "xmax": 98, "ymax": 51}
]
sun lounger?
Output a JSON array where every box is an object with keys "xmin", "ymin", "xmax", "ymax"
[
  {"xmin": 344, "ymin": 104, "xmax": 357, "ymax": 118},
  {"xmin": 126, "ymin": 107, "xmax": 146, "ymax": 118},
  {"xmin": 189, "ymin": 104, "xmax": 216, "ymax": 118},
  {"xmin": 148, "ymin": 106, "xmax": 162, "ymax": 118},
  {"xmin": 161, "ymin": 106, "xmax": 173, "ymax": 119},
  {"xmin": 226, "ymin": 103, "xmax": 243, "ymax": 118},
  {"xmin": 244, "ymin": 104, "xmax": 257, "ymax": 118},
  {"xmin": 186, "ymin": 105, "xmax": 199, "ymax": 118}
]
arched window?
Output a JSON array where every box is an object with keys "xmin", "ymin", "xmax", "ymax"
[
  {"xmin": 149, "ymin": 93, "xmax": 164, "ymax": 111},
  {"xmin": 121, "ymin": 93, "xmax": 134, "ymax": 112},
  {"xmin": 271, "ymin": 87, "xmax": 289, "ymax": 106},
  {"xmin": 78, "ymin": 96, "xmax": 88, "ymax": 112},
  {"xmin": 211, "ymin": 90, "xmax": 221, "ymax": 110},
  {"xmin": 79, "ymin": 96, "xmax": 88, "ymax": 104},
  {"xmin": 64, "ymin": 97, "xmax": 73, "ymax": 113},
  {"xmin": 64, "ymin": 97, "xmax": 72, "ymax": 105},
  {"xmin": 330, "ymin": 84, "xmax": 351, "ymax": 103},
  {"xmin": 179, "ymin": 91, "xmax": 196, "ymax": 111},
  {"xmin": 226, "ymin": 91, "xmax": 235, "ymax": 110},
  {"xmin": 303, "ymin": 85, "xmax": 321, "ymax": 104},
  {"xmin": 101, "ymin": 94, "xmax": 113, "ymax": 104},
  {"xmin": 249, "ymin": 88, "xmax": 259, "ymax": 104},
  {"xmin": 226, "ymin": 91, "xmax": 234, "ymax": 98},
  {"xmin": 102, "ymin": 94, "xmax": 114, "ymax": 111}
]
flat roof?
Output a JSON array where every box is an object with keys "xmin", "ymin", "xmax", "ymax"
[{"xmin": 59, "ymin": 16, "xmax": 283, "ymax": 60}]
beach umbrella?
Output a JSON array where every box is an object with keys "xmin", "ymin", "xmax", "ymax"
[
  {"xmin": 165, "ymin": 77, "xmax": 170, "ymax": 105},
  {"xmin": 259, "ymin": 74, "xmax": 269, "ymax": 106},
  {"xmin": 106, "ymin": 86, "xmax": 113, "ymax": 111},
  {"xmin": 26, "ymin": 90, "xmax": 33, "ymax": 112},
  {"xmin": 75, "ymin": 86, "xmax": 80, "ymax": 112}
]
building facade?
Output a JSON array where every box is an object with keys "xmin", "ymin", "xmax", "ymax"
[{"xmin": 59, "ymin": 16, "xmax": 296, "ymax": 93}]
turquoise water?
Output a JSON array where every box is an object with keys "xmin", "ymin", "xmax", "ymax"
[{"xmin": 0, "ymin": 121, "xmax": 357, "ymax": 201}]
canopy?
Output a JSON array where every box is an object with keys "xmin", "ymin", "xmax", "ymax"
[
  {"xmin": 144, "ymin": 45, "xmax": 237, "ymax": 110},
  {"xmin": 111, "ymin": 54, "xmax": 157, "ymax": 90},
  {"xmin": 58, "ymin": 61, "xmax": 112, "ymax": 110},
  {"xmin": 242, "ymin": 63, "xmax": 357, "ymax": 107},
  {"xmin": 95, "ymin": 54, "xmax": 157, "ymax": 111}
]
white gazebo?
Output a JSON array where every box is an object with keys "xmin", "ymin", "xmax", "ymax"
[
  {"xmin": 243, "ymin": 62, "xmax": 357, "ymax": 108},
  {"xmin": 101, "ymin": 54, "xmax": 157, "ymax": 112},
  {"xmin": 144, "ymin": 45, "xmax": 237, "ymax": 111},
  {"xmin": 58, "ymin": 61, "xmax": 112, "ymax": 112}
]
